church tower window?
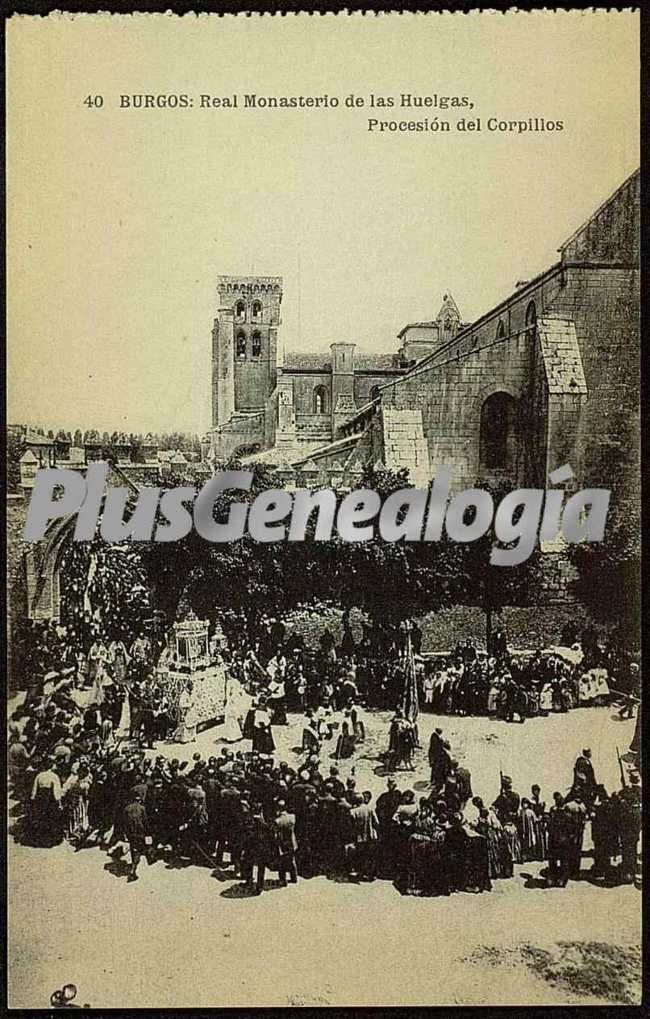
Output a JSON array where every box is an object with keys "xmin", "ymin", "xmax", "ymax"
[
  {"xmin": 236, "ymin": 331, "xmax": 247, "ymax": 359},
  {"xmin": 251, "ymin": 301, "xmax": 262, "ymax": 323},
  {"xmin": 313, "ymin": 385, "xmax": 328, "ymax": 414},
  {"xmin": 235, "ymin": 300, "xmax": 246, "ymax": 322},
  {"xmin": 251, "ymin": 331, "xmax": 262, "ymax": 357},
  {"xmin": 525, "ymin": 300, "xmax": 537, "ymax": 338}
]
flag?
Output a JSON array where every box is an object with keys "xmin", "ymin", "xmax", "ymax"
[
  {"xmin": 399, "ymin": 623, "xmax": 419, "ymax": 724},
  {"xmin": 84, "ymin": 552, "xmax": 97, "ymax": 615}
]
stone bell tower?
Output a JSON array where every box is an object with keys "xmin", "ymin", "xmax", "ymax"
[
  {"xmin": 330, "ymin": 341, "xmax": 356, "ymax": 435},
  {"xmin": 211, "ymin": 276, "xmax": 283, "ymax": 428}
]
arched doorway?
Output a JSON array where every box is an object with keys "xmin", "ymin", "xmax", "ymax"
[{"xmin": 479, "ymin": 391, "xmax": 519, "ymax": 477}]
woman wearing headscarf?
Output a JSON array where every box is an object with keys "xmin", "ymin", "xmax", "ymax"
[
  {"xmin": 471, "ymin": 797, "xmax": 505, "ymax": 879},
  {"xmin": 251, "ymin": 699, "xmax": 275, "ymax": 756},
  {"xmin": 62, "ymin": 761, "xmax": 93, "ymax": 846},
  {"xmin": 29, "ymin": 758, "xmax": 63, "ymax": 846}
]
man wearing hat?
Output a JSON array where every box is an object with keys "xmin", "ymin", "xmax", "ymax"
[
  {"xmin": 618, "ymin": 662, "xmax": 640, "ymax": 720},
  {"xmin": 123, "ymin": 787, "xmax": 149, "ymax": 882},
  {"xmin": 492, "ymin": 776, "xmax": 522, "ymax": 864},
  {"xmin": 245, "ymin": 802, "xmax": 274, "ymax": 895},
  {"xmin": 618, "ymin": 771, "xmax": 641, "ymax": 883},
  {"xmin": 273, "ymin": 800, "xmax": 299, "ymax": 886},
  {"xmin": 301, "ymin": 710, "xmax": 321, "ymax": 756},
  {"xmin": 428, "ymin": 727, "xmax": 449, "ymax": 794},
  {"xmin": 572, "ymin": 748, "xmax": 597, "ymax": 808},
  {"xmin": 375, "ymin": 777, "xmax": 402, "ymax": 877},
  {"xmin": 348, "ymin": 791, "xmax": 379, "ymax": 882},
  {"xmin": 447, "ymin": 759, "xmax": 473, "ymax": 812}
]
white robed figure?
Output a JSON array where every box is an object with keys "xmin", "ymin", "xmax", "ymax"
[
  {"xmin": 87, "ymin": 639, "xmax": 110, "ymax": 706},
  {"xmin": 175, "ymin": 683, "xmax": 198, "ymax": 744},
  {"xmin": 115, "ymin": 687, "xmax": 132, "ymax": 740},
  {"xmin": 578, "ymin": 671, "xmax": 595, "ymax": 705},
  {"xmin": 218, "ymin": 675, "xmax": 252, "ymax": 743},
  {"xmin": 539, "ymin": 682, "xmax": 554, "ymax": 713},
  {"xmin": 108, "ymin": 639, "xmax": 131, "ymax": 684},
  {"xmin": 591, "ymin": 667, "xmax": 610, "ymax": 703},
  {"xmin": 87, "ymin": 637, "xmax": 109, "ymax": 696}
]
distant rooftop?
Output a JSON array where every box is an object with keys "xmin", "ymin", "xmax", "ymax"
[
  {"xmin": 396, "ymin": 321, "xmax": 437, "ymax": 338},
  {"xmin": 282, "ymin": 349, "xmax": 399, "ymax": 371}
]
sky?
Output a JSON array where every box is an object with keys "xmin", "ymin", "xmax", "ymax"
[{"xmin": 7, "ymin": 10, "xmax": 639, "ymax": 435}]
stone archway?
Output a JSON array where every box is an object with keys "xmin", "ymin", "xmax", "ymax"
[
  {"xmin": 25, "ymin": 515, "xmax": 76, "ymax": 620},
  {"xmin": 24, "ymin": 462, "xmax": 141, "ymax": 621},
  {"xmin": 471, "ymin": 382, "xmax": 523, "ymax": 485}
]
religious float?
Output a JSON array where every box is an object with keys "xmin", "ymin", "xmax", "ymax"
[{"xmin": 155, "ymin": 612, "xmax": 228, "ymax": 732}]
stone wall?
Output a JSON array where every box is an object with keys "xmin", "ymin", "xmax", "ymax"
[
  {"xmin": 280, "ymin": 368, "xmax": 406, "ymax": 445},
  {"xmin": 352, "ymin": 372, "xmax": 401, "ymax": 410},
  {"xmin": 281, "ymin": 603, "xmax": 600, "ymax": 655},
  {"xmin": 285, "ymin": 371, "xmax": 331, "ymax": 417},
  {"xmin": 378, "ymin": 407, "xmax": 431, "ymax": 487},
  {"xmin": 560, "ymin": 169, "xmax": 639, "ymax": 265},
  {"xmin": 295, "ymin": 415, "xmax": 331, "ymax": 442},
  {"xmin": 547, "ymin": 266, "xmax": 640, "ymax": 507},
  {"xmin": 212, "ymin": 411, "xmax": 266, "ymax": 461},
  {"xmin": 7, "ymin": 496, "xmax": 28, "ymax": 678},
  {"xmin": 233, "ymin": 352, "xmax": 276, "ymax": 412},
  {"xmin": 380, "ymin": 296, "xmax": 543, "ymax": 490},
  {"xmin": 378, "ymin": 258, "xmax": 638, "ymax": 509}
]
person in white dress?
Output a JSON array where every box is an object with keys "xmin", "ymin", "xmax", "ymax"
[
  {"xmin": 218, "ymin": 677, "xmax": 250, "ymax": 743},
  {"xmin": 539, "ymin": 682, "xmax": 554, "ymax": 714},
  {"xmin": 87, "ymin": 636, "xmax": 108, "ymax": 687},
  {"xmin": 115, "ymin": 687, "xmax": 132, "ymax": 740},
  {"xmin": 592, "ymin": 668, "xmax": 610, "ymax": 704},
  {"xmin": 108, "ymin": 638, "xmax": 130, "ymax": 685},
  {"xmin": 423, "ymin": 672, "xmax": 435, "ymax": 707},
  {"xmin": 578, "ymin": 671, "xmax": 594, "ymax": 705},
  {"xmin": 175, "ymin": 683, "xmax": 197, "ymax": 743}
]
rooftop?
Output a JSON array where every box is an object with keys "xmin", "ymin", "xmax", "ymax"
[
  {"xmin": 397, "ymin": 320, "xmax": 437, "ymax": 338},
  {"xmin": 558, "ymin": 168, "xmax": 640, "ymax": 254},
  {"xmin": 282, "ymin": 349, "xmax": 399, "ymax": 372}
]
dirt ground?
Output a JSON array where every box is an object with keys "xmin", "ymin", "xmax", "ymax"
[{"xmin": 8, "ymin": 706, "xmax": 641, "ymax": 1008}]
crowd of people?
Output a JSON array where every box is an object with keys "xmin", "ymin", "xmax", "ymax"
[
  {"xmin": 8, "ymin": 613, "xmax": 641, "ymax": 896},
  {"xmin": 9, "ymin": 720, "xmax": 641, "ymax": 895},
  {"xmin": 420, "ymin": 627, "xmax": 640, "ymax": 722},
  {"xmin": 12, "ymin": 615, "xmax": 640, "ymax": 726}
]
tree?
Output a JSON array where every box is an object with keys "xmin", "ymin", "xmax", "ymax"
[
  {"xmin": 451, "ymin": 483, "xmax": 544, "ymax": 647},
  {"xmin": 137, "ymin": 459, "xmax": 284, "ymax": 625},
  {"xmin": 58, "ymin": 539, "xmax": 152, "ymax": 649},
  {"xmin": 305, "ymin": 464, "xmax": 463, "ymax": 629},
  {"xmin": 569, "ymin": 408, "xmax": 641, "ymax": 645},
  {"xmin": 6, "ymin": 430, "xmax": 25, "ymax": 491},
  {"xmin": 569, "ymin": 517, "xmax": 640, "ymax": 642}
]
